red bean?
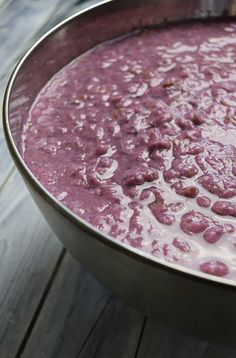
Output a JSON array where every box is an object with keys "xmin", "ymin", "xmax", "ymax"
[
  {"xmin": 180, "ymin": 211, "xmax": 209, "ymax": 235},
  {"xmin": 200, "ymin": 260, "xmax": 229, "ymax": 277},
  {"xmin": 203, "ymin": 226, "xmax": 223, "ymax": 244},
  {"xmin": 212, "ymin": 201, "xmax": 236, "ymax": 217},
  {"xmin": 197, "ymin": 196, "xmax": 211, "ymax": 208}
]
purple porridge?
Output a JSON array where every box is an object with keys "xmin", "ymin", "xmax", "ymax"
[{"xmin": 22, "ymin": 21, "xmax": 236, "ymax": 279}]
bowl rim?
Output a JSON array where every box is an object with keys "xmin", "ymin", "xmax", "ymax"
[{"xmin": 3, "ymin": 0, "xmax": 236, "ymax": 289}]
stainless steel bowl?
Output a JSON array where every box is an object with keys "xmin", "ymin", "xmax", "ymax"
[{"xmin": 3, "ymin": 0, "xmax": 236, "ymax": 347}]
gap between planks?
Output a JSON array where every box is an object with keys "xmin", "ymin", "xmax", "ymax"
[{"xmin": 15, "ymin": 249, "xmax": 67, "ymax": 358}]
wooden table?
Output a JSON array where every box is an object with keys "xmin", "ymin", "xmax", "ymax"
[{"xmin": 0, "ymin": 1, "xmax": 236, "ymax": 357}]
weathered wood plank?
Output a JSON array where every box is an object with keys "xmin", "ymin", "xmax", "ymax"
[
  {"xmin": 136, "ymin": 319, "xmax": 207, "ymax": 358},
  {"xmin": 0, "ymin": 2, "xmax": 84, "ymax": 354},
  {"xmin": 77, "ymin": 296, "xmax": 144, "ymax": 358},
  {"xmin": 67, "ymin": 0, "xmax": 102, "ymax": 16},
  {"xmin": 201, "ymin": 345, "xmax": 236, "ymax": 358},
  {"xmin": 0, "ymin": 0, "xmax": 9, "ymax": 9},
  {"xmin": 0, "ymin": 0, "xmax": 78, "ymax": 88},
  {"xmin": 0, "ymin": 139, "xmax": 14, "ymax": 190},
  {"xmin": 0, "ymin": 0, "xmax": 80, "ymax": 97},
  {"xmin": 0, "ymin": 0, "xmax": 80, "ymax": 187},
  {"xmin": 21, "ymin": 253, "xmax": 111, "ymax": 358},
  {"xmin": 136, "ymin": 318, "xmax": 236, "ymax": 358},
  {"xmin": 0, "ymin": 171, "xmax": 63, "ymax": 358}
]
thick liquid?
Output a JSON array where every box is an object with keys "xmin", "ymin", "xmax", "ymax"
[{"xmin": 22, "ymin": 21, "xmax": 236, "ymax": 279}]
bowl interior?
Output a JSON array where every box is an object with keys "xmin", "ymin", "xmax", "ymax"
[
  {"xmin": 5, "ymin": 0, "xmax": 236, "ymax": 286},
  {"xmin": 8, "ymin": 0, "xmax": 234, "ymax": 149}
]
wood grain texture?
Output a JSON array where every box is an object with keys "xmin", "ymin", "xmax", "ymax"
[
  {"xmin": 136, "ymin": 319, "xmax": 207, "ymax": 358},
  {"xmin": 0, "ymin": 0, "xmax": 78, "ymax": 94},
  {"xmin": 136, "ymin": 319, "xmax": 236, "ymax": 358},
  {"xmin": 0, "ymin": 0, "xmax": 80, "ymax": 78},
  {"xmin": 201, "ymin": 345, "xmax": 236, "ymax": 358},
  {"xmin": 21, "ymin": 253, "xmax": 111, "ymax": 358},
  {"xmin": 0, "ymin": 0, "xmax": 80, "ymax": 187},
  {"xmin": 0, "ymin": 3, "xmax": 84, "ymax": 357},
  {"xmin": 0, "ymin": 139, "xmax": 14, "ymax": 190},
  {"xmin": 77, "ymin": 296, "xmax": 144, "ymax": 358},
  {"xmin": 0, "ymin": 171, "xmax": 63, "ymax": 358}
]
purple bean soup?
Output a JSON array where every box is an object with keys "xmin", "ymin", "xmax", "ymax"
[{"xmin": 22, "ymin": 21, "xmax": 236, "ymax": 279}]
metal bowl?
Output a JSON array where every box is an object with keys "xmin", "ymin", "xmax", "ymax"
[{"xmin": 3, "ymin": 0, "xmax": 236, "ymax": 347}]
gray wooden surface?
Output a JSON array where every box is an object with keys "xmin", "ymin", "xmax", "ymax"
[{"xmin": 0, "ymin": 1, "xmax": 236, "ymax": 357}]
